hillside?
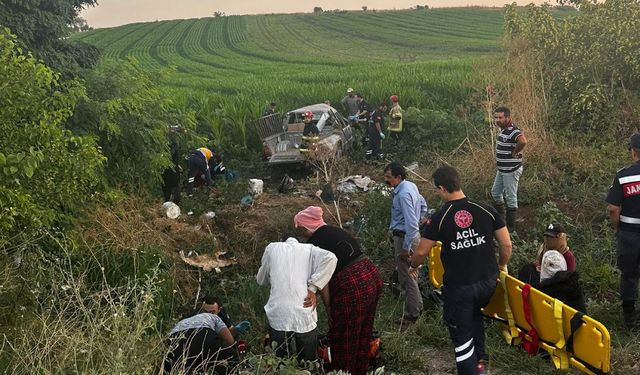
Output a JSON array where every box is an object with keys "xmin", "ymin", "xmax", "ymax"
[{"xmin": 72, "ymin": 8, "xmax": 524, "ymax": 108}]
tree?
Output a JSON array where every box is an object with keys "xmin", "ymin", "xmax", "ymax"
[
  {"xmin": 70, "ymin": 16, "xmax": 92, "ymax": 32},
  {"xmin": 362, "ymin": 6, "xmax": 368, "ymax": 11},
  {"xmin": 0, "ymin": 30, "xmax": 105, "ymax": 250},
  {"xmin": 69, "ymin": 58, "xmax": 196, "ymax": 191},
  {"xmin": 313, "ymin": 6, "xmax": 323, "ymax": 14},
  {"xmin": 0, "ymin": 0, "xmax": 100, "ymax": 77},
  {"xmin": 503, "ymin": 1, "xmax": 640, "ymax": 136},
  {"xmin": 213, "ymin": 11, "xmax": 225, "ymax": 17}
]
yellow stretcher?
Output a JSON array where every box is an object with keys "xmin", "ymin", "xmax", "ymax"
[{"xmin": 427, "ymin": 243, "xmax": 611, "ymax": 374}]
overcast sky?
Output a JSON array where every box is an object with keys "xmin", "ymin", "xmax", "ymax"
[{"xmin": 82, "ymin": 0, "xmax": 550, "ymax": 28}]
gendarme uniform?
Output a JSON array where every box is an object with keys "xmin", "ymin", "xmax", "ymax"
[
  {"xmin": 606, "ymin": 161, "xmax": 640, "ymax": 316},
  {"xmin": 421, "ymin": 197, "xmax": 505, "ymax": 375}
]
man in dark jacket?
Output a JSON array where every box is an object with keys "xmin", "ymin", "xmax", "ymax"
[
  {"xmin": 162, "ymin": 138, "xmax": 182, "ymax": 204},
  {"xmin": 538, "ymin": 250, "xmax": 586, "ymax": 312}
]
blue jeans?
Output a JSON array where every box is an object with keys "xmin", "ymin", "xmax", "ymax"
[{"xmin": 491, "ymin": 166, "xmax": 522, "ymax": 209}]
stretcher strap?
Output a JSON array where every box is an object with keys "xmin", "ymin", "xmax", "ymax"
[
  {"xmin": 519, "ymin": 284, "xmax": 539, "ymax": 355},
  {"xmin": 500, "ymin": 271, "xmax": 520, "ymax": 344},
  {"xmin": 546, "ymin": 299, "xmax": 569, "ymax": 370},
  {"xmin": 553, "ymin": 299, "xmax": 566, "ymax": 349},
  {"xmin": 565, "ymin": 311, "xmax": 585, "ymax": 353}
]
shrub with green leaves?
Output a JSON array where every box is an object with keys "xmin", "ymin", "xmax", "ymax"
[
  {"xmin": 70, "ymin": 58, "xmax": 196, "ymax": 191},
  {"xmin": 504, "ymin": 0, "xmax": 640, "ymax": 138},
  {"xmin": 0, "ymin": 30, "xmax": 104, "ymax": 249}
]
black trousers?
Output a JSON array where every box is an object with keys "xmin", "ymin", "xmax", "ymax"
[
  {"xmin": 366, "ymin": 131, "xmax": 382, "ymax": 159},
  {"xmin": 616, "ymin": 230, "xmax": 640, "ymax": 303},
  {"xmin": 162, "ymin": 169, "xmax": 181, "ymax": 204},
  {"xmin": 442, "ymin": 277, "xmax": 497, "ymax": 375},
  {"xmin": 163, "ymin": 328, "xmax": 238, "ymax": 374},
  {"xmin": 268, "ymin": 326, "xmax": 318, "ymax": 363},
  {"xmin": 186, "ymin": 154, "xmax": 211, "ymax": 194}
]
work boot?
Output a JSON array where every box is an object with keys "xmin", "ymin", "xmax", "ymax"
[
  {"xmin": 506, "ymin": 208, "xmax": 517, "ymax": 233},
  {"xmin": 623, "ymin": 301, "xmax": 640, "ymax": 328},
  {"xmin": 493, "ymin": 202, "xmax": 506, "ymax": 221}
]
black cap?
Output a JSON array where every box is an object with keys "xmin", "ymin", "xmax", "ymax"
[
  {"xmin": 629, "ymin": 133, "xmax": 640, "ymax": 150},
  {"xmin": 543, "ymin": 223, "xmax": 565, "ymax": 237}
]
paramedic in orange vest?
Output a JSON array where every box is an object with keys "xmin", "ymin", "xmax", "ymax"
[{"xmin": 186, "ymin": 147, "xmax": 214, "ymax": 195}]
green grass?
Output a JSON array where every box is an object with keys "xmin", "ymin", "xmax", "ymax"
[{"xmin": 72, "ymin": 8, "xmax": 517, "ymax": 113}]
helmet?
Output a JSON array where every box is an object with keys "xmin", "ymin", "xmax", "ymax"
[
  {"xmin": 304, "ymin": 111, "xmax": 314, "ymax": 119},
  {"xmin": 199, "ymin": 147, "xmax": 213, "ymax": 160},
  {"xmin": 390, "ymin": 95, "xmax": 398, "ymax": 103}
]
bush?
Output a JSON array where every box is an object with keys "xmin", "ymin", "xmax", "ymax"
[
  {"xmin": 504, "ymin": 1, "xmax": 640, "ymax": 139},
  {"xmin": 70, "ymin": 59, "xmax": 195, "ymax": 191},
  {"xmin": 0, "ymin": 30, "xmax": 105, "ymax": 250}
]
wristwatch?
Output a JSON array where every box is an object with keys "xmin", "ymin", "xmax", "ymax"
[{"xmin": 409, "ymin": 264, "xmax": 422, "ymax": 272}]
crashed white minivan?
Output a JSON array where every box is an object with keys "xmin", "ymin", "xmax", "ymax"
[{"xmin": 256, "ymin": 103, "xmax": 354, "ymax": 165}]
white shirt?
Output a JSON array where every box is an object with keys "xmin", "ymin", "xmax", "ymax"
[{"xmin": 256, "ymin": 237, "xmax": 337, "ymax": 333}]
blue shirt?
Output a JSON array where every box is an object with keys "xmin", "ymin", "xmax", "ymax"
[{"xmin": 390, "ymin": 180, "xmax": 427, "ymax": 251}]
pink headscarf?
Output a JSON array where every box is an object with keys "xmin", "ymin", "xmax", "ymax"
[{"xmin": 293, "ymin": 206, "xmax": 326, "ymax": 233}]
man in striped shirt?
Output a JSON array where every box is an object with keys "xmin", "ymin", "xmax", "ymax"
[
  {"xmin": 606, "ymin": 133, "xmax": 640, "ymax": 328},
  {"xmin": 491, "ymin": 107, "xmax": 527, "ymax": 232}
]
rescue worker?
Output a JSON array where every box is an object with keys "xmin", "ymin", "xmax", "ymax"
[
  {"xmin": 341, "ymin": 88, "xmax": 359, "ymax": 119},
  {"xmin": 355, "ymin": 93, "xmax": 372, "ymax": 123},
  {"xmin": 411, "ymin": 165, "xmax": 512, "ymax": 375},
  {"xmin": 366, "ymin": 102, "xmax": 387, "ymax": 160},
  {"xmin": 491, "ymin": 106, "xmax": 527, "ymax": 232},
  {"xmin": 384, "ymin": 162, "xmax": 426, "ymax": 329},
  {"xmin": 606, "ymin": 132, "xmax": 640, "ymax": 328},
  {"xmin": 300, "ymin": 111, "xmax": 319, "ymax": 153},
  {"xmin": 162, "ymin": 129, "xmax": 182, "ymax": 204},
  {"xmin": 263, "ymin": 102, "xmax": 277, "ymax": 117},
  {"xmin": 186, "ymin": 147, "xmax": 214, "ymax": 195},
  {"xmin": 388, "ymin": 95, "xmax": 403, "ymax": 143}
]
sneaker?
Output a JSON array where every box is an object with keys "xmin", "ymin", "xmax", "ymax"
[{"xmin": 477, "ymin": 360, "xmax": 489, "ymax": 375}]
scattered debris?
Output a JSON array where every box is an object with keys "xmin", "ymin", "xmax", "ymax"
[
  {"xmin": 406, "ymin": 162, "xmax": 419, "ymax": 172},
  {"xmin": 240, "ymin": 195, "xmax": 254, "ymax": 206},
  {"xmin": 278, "ymin": 174, "xmax": 295, "ymax": 193},
  {"xmin": 162, "ymin": 201, "xmax": 181, "ymax": 219},
  {"xmin": 180, "ymin": 250, "xmax": 237, "ymax": 272},
  {"xmin": 249, "ymin": 179, "xmax": 264, "ymax": 196},
  {"xmin": 337, "ymin": 175, "xmax": 374, "ymax": 193}
]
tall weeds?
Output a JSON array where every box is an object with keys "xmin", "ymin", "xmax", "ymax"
[{"xmin": 0, "ymin": 236, "xmax": 167, "ymax": 374}]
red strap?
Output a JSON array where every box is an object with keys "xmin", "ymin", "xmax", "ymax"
[{"xmin": 519, "ymin": 284, "xmax": 539, "ymax": 355}]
